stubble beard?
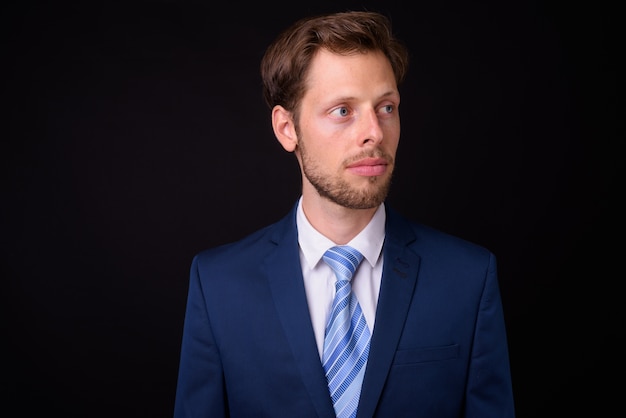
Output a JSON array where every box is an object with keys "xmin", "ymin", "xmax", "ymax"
[{"xmin": 298, "ymin": 137, "xmax": 394, "ymax": 210}]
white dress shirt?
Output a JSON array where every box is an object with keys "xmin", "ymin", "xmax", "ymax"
[{"xmin": 296, "ymin": 197, "xmax": 385, "ymax": 358}]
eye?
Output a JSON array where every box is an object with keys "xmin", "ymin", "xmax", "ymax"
[
  {"xmin": 330, "ymin": 106, "xmax": 350, "ymax": 118},
  {"xmin": 380, "ymin": 104, "xmax": 394, "ymax": 114}
]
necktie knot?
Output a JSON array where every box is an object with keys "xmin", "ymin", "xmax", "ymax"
[{"xmin": 323, "ymin": 245, "xmax": 364, "ymax": 283}]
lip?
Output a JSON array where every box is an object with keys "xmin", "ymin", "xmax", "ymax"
[{"xmin": 346, "ymin": 157, "xmax": 389, "ymax": 176}]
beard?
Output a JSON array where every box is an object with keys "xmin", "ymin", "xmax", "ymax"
[{"xmin": 298, "ymin": 137, "xmax": 395, "ymax": 210}]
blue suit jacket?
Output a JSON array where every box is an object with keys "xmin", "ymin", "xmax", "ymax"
[{"xmin": 174, "ymin": 203, "xmax": 515, "ymax": 417}]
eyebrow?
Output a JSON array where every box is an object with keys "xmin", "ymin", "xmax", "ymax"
[{"xmin": 330, "ymin": 90, "xmax": 400, "ymax": 103}]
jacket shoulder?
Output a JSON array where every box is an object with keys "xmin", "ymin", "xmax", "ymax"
[
  {"xmin": 192, "ymin": 205, "xmax": 297, "ymax": 269},
  {"xmin": 386, "ymin": 206, "xmax": 494, "ymax": 261}
]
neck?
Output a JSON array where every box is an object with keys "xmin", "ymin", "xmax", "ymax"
[{"xmin": 300, "ymin": 194, "xmax": 379, "ymax": 245}]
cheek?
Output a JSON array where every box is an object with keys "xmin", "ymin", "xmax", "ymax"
[
  {"xmin": 301, "ymin": 122, "xmax": 345, "ymax": 156},
  {"xmin": 383, "ymin": 124, "xmax": 401, "ymax": 151},
  {"xmin": 304, "ymin": 141, "xmax": 345, "ymax": 170}
]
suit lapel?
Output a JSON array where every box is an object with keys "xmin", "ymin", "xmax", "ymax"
[
  {"xmin": 358, "ymin": 208, "xmax": 421, "ymax": 417},
  {"xmin": 263, "ymin": 207, "xmax": 336, "ymax": 418},
  {"xmin": 262, "ymin": 205, "xmax": 420, "ymax": 418}
]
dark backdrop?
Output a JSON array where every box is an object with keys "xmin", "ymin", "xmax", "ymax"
[{"xmin": 3, "ymin": 1, "xmax": 622, "ymax": 416}]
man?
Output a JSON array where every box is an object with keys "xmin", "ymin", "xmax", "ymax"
[{"xmin": 174, "ymin": 10, "xmax": 515, "ymax": 418}]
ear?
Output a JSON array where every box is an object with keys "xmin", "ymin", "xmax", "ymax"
[{"xmin": 271, "ymin": 105, "xmax": 298, "ymax": 152}]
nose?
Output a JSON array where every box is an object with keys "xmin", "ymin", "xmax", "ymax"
[{"xmin": 359, "ymin": 108, "xmax": 384, "ymax": 146}]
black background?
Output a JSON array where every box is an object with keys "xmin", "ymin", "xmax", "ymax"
[{"xmin": 3, "ymin": 0, "xmax": 622, "ymax": 416}]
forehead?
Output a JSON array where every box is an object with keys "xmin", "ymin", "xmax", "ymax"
[{"xmin": 304, "ymin": 49, "xmax": 397, "ymax": 99}]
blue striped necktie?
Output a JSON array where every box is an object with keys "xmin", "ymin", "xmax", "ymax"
[{"xmin": 322, "ymin": 245, "xmax": 370, "ymax": 418}]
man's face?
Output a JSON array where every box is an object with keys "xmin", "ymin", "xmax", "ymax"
[{"xmin": 295, "ymin": 49, "xmax": 401, "ymax": 210}]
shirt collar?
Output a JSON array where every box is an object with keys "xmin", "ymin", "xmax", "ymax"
[{"xmin": 296, "ymin": 197, "xmax": 386, "ymax": 270}]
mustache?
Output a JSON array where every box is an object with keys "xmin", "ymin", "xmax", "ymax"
[{"xmin": 343, "ymin": 149, "xmax": 394, "ymax": 166}]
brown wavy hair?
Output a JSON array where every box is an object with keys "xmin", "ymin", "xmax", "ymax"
[{"xmin": 260, "ymin": 11, "xmax": 410, "ymax": 117}]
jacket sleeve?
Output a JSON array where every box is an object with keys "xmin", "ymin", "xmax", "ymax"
[
  {"xmin": 465, "ymin": 253, "xmax": 516, "ymax": 418},
  {"xmin": 174, "ymin": 255, "xmax": 228, "ymax": 418}
]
